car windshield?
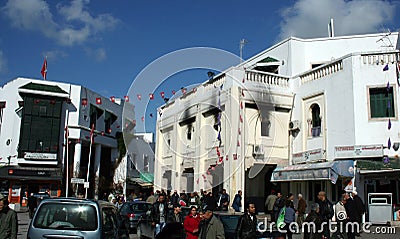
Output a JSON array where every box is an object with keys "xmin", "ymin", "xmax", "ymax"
[
  {"xmin": 120, "ymin": 203, "xmax": 149, "ymax": 214},
  {"xmin": 33, "ymin": 202, "xmax": 98, "ymax": 231}
]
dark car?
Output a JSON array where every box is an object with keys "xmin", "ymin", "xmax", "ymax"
[
  {"xmin": 27, "ymin": 198, "xmax": 129, "ymax": 239},
  {"xmin": 119, "ymin": 201, "xmax": 152, "ymax": 233},
  {"xmin": 32, "ymin": 192, "xmax": 51, "ymax": 206}
]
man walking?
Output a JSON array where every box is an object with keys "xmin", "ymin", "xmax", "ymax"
[
  {"xmin": 317, "ymin": 191, "xmax": 334, "ymax": 239},
  {"xmin": 217, "ymin": 189, "xmax": 229, "ymax": 211},
  {"xmin": 151, "ymin": 194, "xmax": 169, "ymax": 236},
  {"xmin": 27, "ymin": 193, "xmax": 37, "ymax": 219},
  {"xmin": 232, "ymin": 190, "xmax": 242, "ymax": 212},
  {"xmin": 264, "ymin": 190, "xmax": 277, "ymax": 220},
  {"xmin": 296, "ymin": 193, "xmax": 307, "ymax": 226},
  {"xmin": 0, "ymin": 193, "xmax": 18, "ymax": 239},
  {"xmin": 235, "ymin": 201, "xmax": 257, "ymax": 239},
  {"xmin": 351, "ymin": 190, "xmax": 364, "ymax": 236},
  {"xmin": 198, "ymin": 205, "xmax": 225, "ymax": 238}
]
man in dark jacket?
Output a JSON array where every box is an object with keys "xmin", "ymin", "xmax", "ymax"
[
  {"xmin": 351, "ymin": 190, "xmax": 364, "ymax": 233},
  {"xmin": 316, "ymin": 191, "xmax": 333, "ymax": 239},
  {"xmin": 0, "ymin": 193, "xmax": 18, "ymax": 239},
  {"xmin": 304, "ymin": 203, "xmax": 323, "ymax": 239},
  {"xmin": 217, "ymin": 189, "xmax": 229, "ymax": 211},
  {"xmin": 167, "ymin": 204, "xmax": 184, "ymax": 224},
  {"xmin": 151, "ymin": 194, "xmax": 169, "ymax": 236},
  {"xmin": 344, "ymin": 193, "xmax": 358, "ymax": 239},
  {"xmin": 232, "ymin": 190, "xmax": 242, "ymax": 212},
  {"xmin": 198, "ymin": 205, "xmax": 225, "ymax": 239},
  {"xmin": 235, "ymin": 201, "xmax": 257, "ymax": 239},
  {"xmin": 273, "ymin": 192, "xmax": 285, "ymax": 223},
  {"xmin": 27, "ymin": 193, "xmax": 37, "ymax": 219}
]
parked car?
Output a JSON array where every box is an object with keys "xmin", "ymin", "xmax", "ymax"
[
  {"xmin": 119, "ymin": 201, "xmax": 152, "ymax": 233},
  {"xmin": 27, "ymin": 198, "xmax": 129, "ymax": 239},
  {"xmin": 32, "ymin": 192, "xmax": 51, "ymax": 206}
]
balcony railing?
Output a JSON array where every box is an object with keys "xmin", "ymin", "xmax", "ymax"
[
  {"xmin": 362, "ymin": 52, "xmax": 399, "ymax": 65},
  {"xmin": 244, "ymin": 70, "xmax": 289, "ymax": 87},
  {"xmin": 300, "ymin": 60, "xmax": 343, "ymax": 84}
]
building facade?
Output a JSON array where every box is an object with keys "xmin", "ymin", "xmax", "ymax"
[
  {"xmin": 155, "ymin": 32, "xmax": 400, "ymax": 212},
  {"xmin": 0, "ymin": 77, "xmax": 133, "ymax": 205}
]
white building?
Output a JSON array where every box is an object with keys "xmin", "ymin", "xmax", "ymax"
[
  {"xmin": 0, "ymin": 77, "xmax": 134, "ymax": 203},
  {"xmin": 155, "ymin": 32, "xmax": 400, "ymax": 211}
]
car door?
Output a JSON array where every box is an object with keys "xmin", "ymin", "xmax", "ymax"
[{"xmin": 102, "ymin": 207, "xmax": 119, "ymax": 239}]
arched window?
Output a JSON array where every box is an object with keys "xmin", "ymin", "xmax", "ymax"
[{"xmin": 311, "ymin": 104, "xmax": 321, "ymax": 137}]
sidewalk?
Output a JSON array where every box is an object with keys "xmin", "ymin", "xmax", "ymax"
[{"xmin": 16, "ymin": 207, "xmax": 30, "ymax": 239}]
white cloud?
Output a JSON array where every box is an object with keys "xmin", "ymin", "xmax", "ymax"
[
  {"xmin": 278, "ymin": 0, "xmax": 396, "ymax": 40},
  {"xmin": 85, "ymin": 47, "xmax": 107, "ymax": 62},
  {"xmin": 2, "ymin": 0, "xmax": 118, "ymax": 46},
  {"xmin": 0, "ymin": 50, "xmax": 7, "ymax": 73}
]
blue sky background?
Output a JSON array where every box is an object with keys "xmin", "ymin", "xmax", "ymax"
[{"xmin": 0, "ymin": 0, "xmax": 399, "ymax": 133}]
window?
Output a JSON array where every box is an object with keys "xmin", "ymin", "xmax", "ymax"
[
  {"xmin": 187, "ymin": 125, "xmax": 193, "ymax": 140},
  {"xmin": 18, "ymin": 96, "xmax": 62, "ymax": 158},
  {"xmin": 369, "ymin": 87, "xmax": 395, "ymax": 118},
  {"xmin": 129, "ymin": 154, "xmax": 136, "ymax": 170},
  {"xmin": 261, "ymin": 117, "xmax": 271, "ymax": 137},
  {"xmin": 310, "ymin": 104, "xmax": 321, "ymax": 137}
]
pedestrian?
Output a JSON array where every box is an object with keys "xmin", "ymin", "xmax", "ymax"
[
  {"xmin": 0, "ymin": 193, "xmax": 18, "ymax": 239},
  {"xmin": 344, "ymin": 193, "xmax": 358, "ymax": 239},
  {"xmin": 151, "ymin": 194, "xmax": 169, "ymax": 236},
  {"xmin": 351, "ymin": 190, "xmax": 364, "ymax": 236},
  {"xmin": 167, "ymin": 203, "xmax": 184, "ymax": 224},
  {"xmin": 235, "ymin": 201, "xmax": 257, "ymax": 239},
  {"xmin": 205, "ymin": 192, "xmax": 218, "ymax": 210},
  {"xmin": 273, "ymin": 192, "xmax": 285, "ymax": 223},
  {"xmin": 332, "ymin": 195, "xmax": 348, "ymax": 239},
  {"xmin": 316, "ymin": 191, "xmax": 334, "ymax": 239},
  {"xmin": 296, "ymin": 193, "xmax": 307, "ymax": 226},
  {"xmin": 232, "ymin": 190, "xmax": 242, "ymax": 212},
  {"xmin": 303, "ymin": 203, "xmax": 323, "ymax": 239},
  {"xmin": 217, "ymin": 189, "xmax": 230, "ymax": 211},
  {"xmin": 188, "ymin": 192, "xmax": 200, "ymax": 207},
  {"xmin": 171, "ymin": 190, "xmax": 180, "ymax": 206},
  {"xmin": 281, "ymin": 199, "xmax": 296, "ymax": 239},
  {"xmin": 27, "ymin": 193, "xmax": 37, "ymax": 219},
  {"xmin": 264, "ymin": 190, "xmax": 278, "ymax": 218},
  {"xmin": 184, "ymin": 206, "xmax": 202, "ymax": 239},
  {"xmin": 146, "ymin": 191, "xmax": 157, "ymax": 204},
  {"xmin": 198, "ymin": 205, "xmax": 225, "ymax": 239}
]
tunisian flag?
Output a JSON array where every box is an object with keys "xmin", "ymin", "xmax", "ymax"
[{"xmin": 41, "ymin": 58, "xmax": 47, "ymax": 80}]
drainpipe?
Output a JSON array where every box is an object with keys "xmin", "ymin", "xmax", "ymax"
[{"xmin": 288, "ymin": 94, "xmax": 296, "ymax": 165}]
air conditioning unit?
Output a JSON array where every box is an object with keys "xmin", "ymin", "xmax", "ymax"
[
  {"xmin": 253, "ymin": 144, "xmax": 264, "ymax": 155},
  {"xmin": 289, "ymin": 120, "xmax": 300, "ymax": 131}
]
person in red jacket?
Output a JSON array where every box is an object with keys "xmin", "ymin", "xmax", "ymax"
[{"xmin": 184, "ymin": 206, "xmax": 201, "ymax": 239}]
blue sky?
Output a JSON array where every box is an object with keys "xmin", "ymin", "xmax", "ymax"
[{"xmin": 0, "ymin": 0, "xmax": 399, "ymax": 133}]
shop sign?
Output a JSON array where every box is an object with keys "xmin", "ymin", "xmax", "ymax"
[
  {"xmin": 292, "ymin": 148, "xmax": 323, "ymax": 164},
  {"xmin": 334, "ymin": 144, "xmax": 383, "ymax": 158},
  {"xmin": 24, "ymin": 152, "xmax": 57, "ymax": 160}
]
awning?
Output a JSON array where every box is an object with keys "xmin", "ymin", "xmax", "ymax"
[
  {"xmin": 358, "ymin": 159, "xmax": 400, "ymax": 174},
  {"xmin": 271, "ymin": 160, "xmax": 354, "ymax": 183},
  {"xmin": 128, "ymin": 177, "xmax": 153, "ymax": 188},
  {"xmin": 18, "ymin": 82, "xmax": 69, "ymax": 98}
]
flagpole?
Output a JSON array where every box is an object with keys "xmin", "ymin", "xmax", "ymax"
[
  {"xmin": 85, "ymin": 125, "xmax": 94, "ymax": 199},
  {"xmin": 65, "ymin": 85, "xmax": 71, "ymax": 197}
]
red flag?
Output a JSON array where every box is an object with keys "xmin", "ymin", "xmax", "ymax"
[
  {"xmin": 233, "ymin": 154, "xmax": 238, "ymax": 160},
  {"xmin": 240, "ymin": 102, "xmax": 243, "ymax": 109},
  {"xmin": 160, "ymin": 92, "xmax": 165, "ymax": 99},
  {"xmin": 110, "ymin": 96, "xmax": 116, "ymax": 103},
  {"xmin": 41, "ymin": 58, "xmax": 47, "ymax": 80},
  {"xmin": 124, "ymin": 95, "xmax": 129, "ymax": 102},
  {"xmin": 181, "ymin": 88, "xmax": 187, "ymax": 94},
  {"xmin": 149, "ymin": 93, "xmax": 154, "ymax": 100},
  {"xmin": 81, "ymin": 98, "xmax": 88, "ymax": 106},
  {"xmin": 137, "ymin": 94, "xmax": 142, "ymax": 100},
  {"xmin": 90, "ymin": 124, "xmax": 95, "ymax": 144},
  {"xmin": 172, "ymin": 90, "xmax": 176, "ymax": 95},
  {"xmin": 96, "ymin": 97, "xmax": 102, "ymax": 105}
]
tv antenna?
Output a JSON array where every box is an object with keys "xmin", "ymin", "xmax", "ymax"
[
  {"xmin": 376, "ymin": 29, "xmax": 393, "ymax": 48},
  {"xmin": 240, "ymin": 39, "xmax": 248, "ymax": 63}
]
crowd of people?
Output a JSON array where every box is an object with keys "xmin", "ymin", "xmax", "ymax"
[{"xmin": 264, "ymin": 189, "xmax": 365, "ymax": 239}]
